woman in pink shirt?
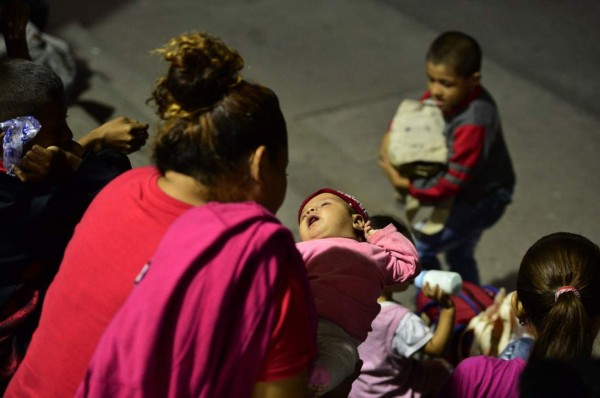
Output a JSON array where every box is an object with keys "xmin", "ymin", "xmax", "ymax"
[{"xmin": 7, "ymin": 31, "xmax": 316, "ymax": 398}]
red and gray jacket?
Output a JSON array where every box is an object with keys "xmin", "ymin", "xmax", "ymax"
[{"xmin": 407, "ymin": 85, "xmax": 516, "ymax": 204}]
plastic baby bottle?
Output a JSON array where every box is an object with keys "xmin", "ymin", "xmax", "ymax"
[{"xmin": 414, "ymin": 270, "xmax": 463, "ymax": 295}]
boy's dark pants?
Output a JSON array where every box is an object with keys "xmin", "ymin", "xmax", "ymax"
[{"xmin": 414, "ymin": 189, "xmax": 512, "ymax": 284}]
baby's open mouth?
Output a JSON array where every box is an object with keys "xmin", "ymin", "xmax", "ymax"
[{"xmin": 307, "ymin": 215, "xmax": 319, "ymax": 227}]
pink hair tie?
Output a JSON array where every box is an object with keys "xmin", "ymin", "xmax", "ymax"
[{"xmin": 554, "ymin": 286, "xmax": 580, "ymax": 302}]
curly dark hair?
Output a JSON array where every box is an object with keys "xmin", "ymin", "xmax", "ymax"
[{"xmin": 149, "ymin": 32, "xmax": 287, "ymax": 198}]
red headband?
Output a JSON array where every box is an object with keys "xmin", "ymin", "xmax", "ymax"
[{"xmin": 298, "ymin": 188, "xmax": 369, "ymax": 223}]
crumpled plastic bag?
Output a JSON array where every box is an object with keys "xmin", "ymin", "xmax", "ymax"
[{"xmin": 1, "ymin": 116, "xmax": 41, "ymax": 176}]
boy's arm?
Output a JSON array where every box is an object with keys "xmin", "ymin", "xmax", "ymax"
[
  {"xmin": 2, "ymin": 144, "xmax": 130, "ymax": 289},
  {"xmin": 367, "ymin": 224, "xmax": 420, "ymax": 284},
  {"xmin": 378, "ymin": 131, "xmax": 410, "ymax": 191},
  {"xmin": 15, "ymin": 139, "xmax": 130, "ymax": 192},
  {"xmin": 422, "ymin": 282, "xmax": 456, "ymax": 357},
  {"xmin": 408, "ymin": 123, "xmax": 487, "ymax": 203},
  {"xmin": 77, "ymin": 116, "xmax": 149, "ymax": 154},
  {"xmin": 14, "ymin": 142, "xmax": 83, "ymax": 183}
]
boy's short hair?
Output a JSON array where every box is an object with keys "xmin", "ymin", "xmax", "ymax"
[
  {"xmin": 426, "ymin": 31, "xmax": 482, "ymax": 77},
  {"xmin": 0, "ymin": 59, "xmax": 64, "ymax": 121}
]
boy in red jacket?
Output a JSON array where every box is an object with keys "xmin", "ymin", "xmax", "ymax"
[{"xmin": 380, "ymin": 31, "xmax": 516, "ymax": 284}]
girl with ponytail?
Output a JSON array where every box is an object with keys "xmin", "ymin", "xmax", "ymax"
[{"xmin": 437, "ymin": 232, "xmax": 600, "ymax": 398}]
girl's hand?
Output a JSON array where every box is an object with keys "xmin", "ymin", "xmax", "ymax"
[{"xmin": 422, "ymin": 282, "xmax": 454, "ymax": 309}]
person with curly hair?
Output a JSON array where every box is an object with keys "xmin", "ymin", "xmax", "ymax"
[{"xmin": 6, "ymin": 32, "xmax": 316, "ymax": 398}]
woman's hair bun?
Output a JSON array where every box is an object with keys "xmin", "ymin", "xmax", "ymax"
[{"xmin": 155, "ymin": 32, "xmax": 244, "ymax": 114}]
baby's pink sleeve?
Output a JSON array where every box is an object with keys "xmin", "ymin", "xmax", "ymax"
[{"xmin": 368, "ymin": 224, "xmax": 420, "ymax": 284}]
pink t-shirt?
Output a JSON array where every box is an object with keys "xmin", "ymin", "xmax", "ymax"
[
  {"xmin": 437, "ymin": 356, "xmax": 527, "ymax": 398},
  {"xmin": 297, "ymin": 224, "xmax": 419, "ymax": 341},
  {"xmin": 351, "ymin": 301, "xmax": 448, "ymax": 398},
  {"xmin": 6, "ymin": 166, "xmax": 193, "ymax": 398},
  {"xmin": 76, "ymin": 202, "xmax": 316, "ymax": 397}
]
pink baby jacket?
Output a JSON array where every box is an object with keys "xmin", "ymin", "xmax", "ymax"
[{"xmin": 297, "ymin": 224, "xmax": 419, "ymax": 341}]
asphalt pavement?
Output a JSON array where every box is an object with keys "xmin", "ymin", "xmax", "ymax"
[{"xmin": 45, "ymin": 0, "xmax": 600, "ymax": 298}]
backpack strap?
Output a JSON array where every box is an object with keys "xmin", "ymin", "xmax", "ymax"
[
  {"xmin": 460, "ymin": 283, "xmax": 491, "ymax": 314},
  {"xmin": 483, "ymin": 284, "xmax": 499, "ymax": 296}
]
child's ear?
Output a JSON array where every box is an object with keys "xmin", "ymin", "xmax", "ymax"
[
  {"xmin": 511, "ymin": 292, "xmax": 526, "ymax": 324},
  {"xmin": 352, "ymin": 214, "xmax": 365, "ymax": 232},
  {"xmin": 249, "ymin": 145, "xmax": 268, "ymax": 185}
]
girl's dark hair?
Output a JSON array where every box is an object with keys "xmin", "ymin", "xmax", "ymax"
[
  {"xmin": 426, "ymin": 31, "xmax": 482, "ymax": 77},
  {"xmin": 517, "ymin": 232, "xmax": 600, "ymax": 362},
  {"xmin": 149, "ymin": 32, "xmax": 287, "ymax": 199},
  {"xmin": 0, "ymin": 59, "xmax": 64, "ymax": 121}
]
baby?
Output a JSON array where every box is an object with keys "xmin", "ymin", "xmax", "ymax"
[{"xmin": 296, "ymin": 188, "xmax": 420, "ymax": 396}]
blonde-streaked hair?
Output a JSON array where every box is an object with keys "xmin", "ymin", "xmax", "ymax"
[{"xmin": 149, "ymin": 32, "xmax": 287, "ymax": 198}]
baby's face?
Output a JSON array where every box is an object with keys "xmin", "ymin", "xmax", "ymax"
[{"xmin": 298, "ymin": 193, "xmax": 358, "ymax": 241}]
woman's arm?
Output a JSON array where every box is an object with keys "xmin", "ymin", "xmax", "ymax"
[
  {"xmin": 253, "ymin": 371, "xmax": 308, "ymax": 398},
  {"xmin": 253, "ymin": 362, "xmax": 362, "ymax": 398}
]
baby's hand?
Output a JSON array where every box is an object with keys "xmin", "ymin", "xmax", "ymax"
[
  {"xmin": 422, "ymin": 282, "xmax": 454, "ymax": 309},
  {"xmin": 83, "ymin": 116, "xmax": 149, "ymax": 154},
  {"xmin": 363, "ymin": 220, "xmax": 378, "ymax": 239},
  {"xmin": 15, "ymin": 144, "xmax": 82, "ymax": 183}
]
